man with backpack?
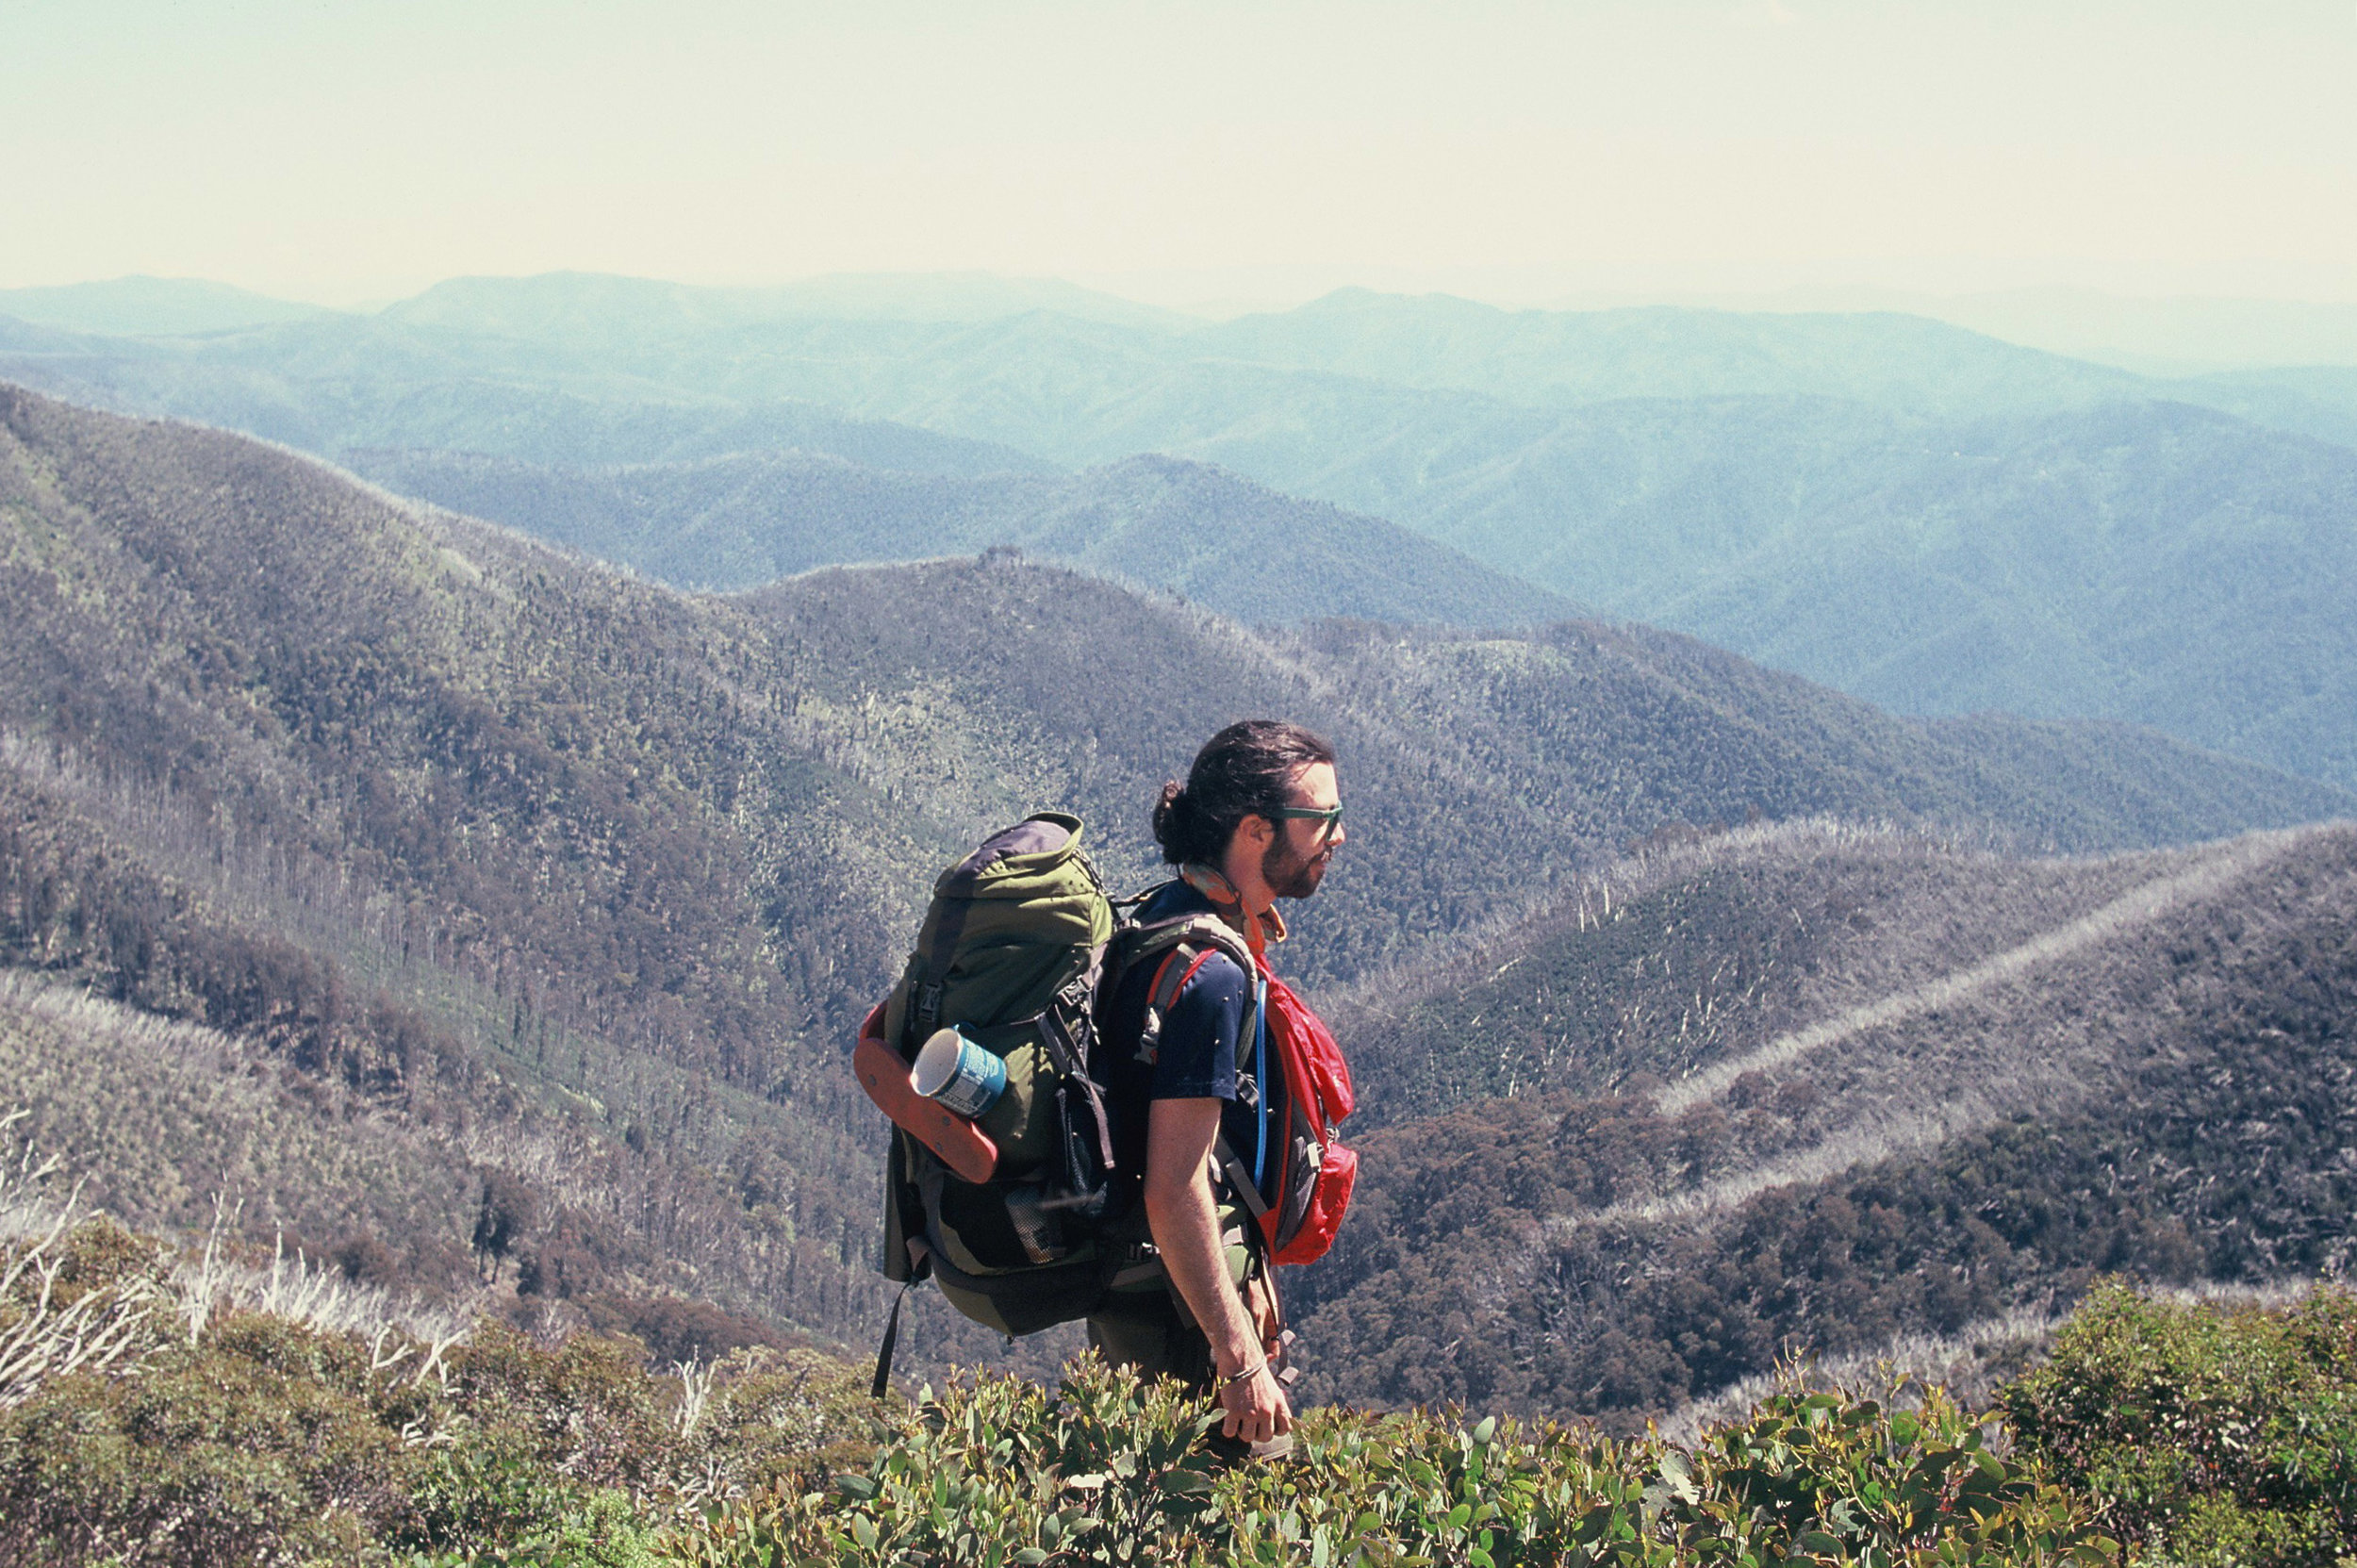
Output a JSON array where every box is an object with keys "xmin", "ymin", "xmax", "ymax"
[
  {"xmin": 1089, "ymin": 719, "xmax": 1345, "ymax": 1457},
  {"xmin": 859, "ymin": 719, "xmax": 1356, "ymax": 1461}
]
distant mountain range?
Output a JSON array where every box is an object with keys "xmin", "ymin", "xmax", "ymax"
[
  {"xmin": 379, "ymin": 268, "xmax": 1195, "ymax": 336},
  {"xmin": 0, "ymin": 274, "xmax": 335, "ymax": 337},
  {"xmin": 1551, "ymin": 286, "xmax": 2357, "ymax": 376},
  {"xmin": 344, "ymin": 446, "xmax": 1584, "ymax": 629},
  {"xmin": 5, "ymin": 385, "xmax": 2345, "ymax": 1379},
  {"xmin": 1362, "ymin": 395, "xmax": 2357, "ymax": 790},
  {"xmin": 6, "ymin": 271, "xmax": 2357, "ymax": 795}
]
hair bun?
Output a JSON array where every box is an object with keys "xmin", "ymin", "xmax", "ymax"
[{"xmin": 1150, "ymin": 781, "xmax": 1189, "ymax": 847}]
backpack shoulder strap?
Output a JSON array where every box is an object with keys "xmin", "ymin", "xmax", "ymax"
[
  {"xmin": 1134, "ymin": 946, "xmax": 1214, "ymax": 1066},
  {"xmin": 1211, "ymin": 1133, "xmax": 1270, "ymax": 1223},
  {"xmin": 1039, "ymin": 958, "xmax": 1118, "ymax": 1177},
  {"xmin": 1114, "ymin": 910, "xmax": 1256, "ymax": 975},
  {"xmin": 1111, "ymin": 912, "xmax": 1258, "ymax": 1066}
]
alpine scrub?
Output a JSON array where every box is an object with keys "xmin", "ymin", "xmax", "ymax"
[
  {"xmin": 665, "ymin": 1354, "xmax": 2115, "ymax": 1567},
  {"xmin": 2002, "ymin": 1279, "xmax": 2357, "ymax": 1567},
  {"xmin": 0, "ymin": 1215, "xmax": 879, "ymax": 1568}
]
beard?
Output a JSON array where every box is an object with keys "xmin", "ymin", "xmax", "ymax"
[{"xmin": 1261, "ymin": 833, "xmax": 1335, "ymax": 900}]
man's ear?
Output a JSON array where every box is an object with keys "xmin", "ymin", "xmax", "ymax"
[{"xmin": 1236, "ymin": 813, "xmax": 1275, "ymax": 851}]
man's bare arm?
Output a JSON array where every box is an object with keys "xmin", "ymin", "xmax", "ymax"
[{"xmin": 1145, "ymin": 1097, "xmax": 1291, "ymax": 1443}]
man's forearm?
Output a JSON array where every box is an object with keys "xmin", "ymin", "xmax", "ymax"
[{"xmin": 1145, "ymin": 1167, "xmax": 1261, "ymax": 1373}]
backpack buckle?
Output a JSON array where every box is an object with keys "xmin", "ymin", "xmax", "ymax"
[{"xmin": 916, "ymin": 982, "xmax": 943, "ymax": 1025}]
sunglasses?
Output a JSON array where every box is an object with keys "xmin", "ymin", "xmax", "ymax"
[{"xmin": 1268, "ymin": 802, "xmax": 1343, "ymax": 836}]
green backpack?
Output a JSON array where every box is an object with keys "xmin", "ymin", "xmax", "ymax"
[
  {"xmin": 877, "ymin": 813, "xmax": 1123, "ymax": 1332},
  {"xmin": 868, "ymin": 814, "xmax": 1260, "ymax": 1370}
]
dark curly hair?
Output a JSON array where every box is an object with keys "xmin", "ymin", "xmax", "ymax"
[{"xmin": 1151, "ymin": 719, "xmax": 1336, "ymax": 867}]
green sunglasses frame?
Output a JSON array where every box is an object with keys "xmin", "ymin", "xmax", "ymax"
[{"xmin": 1267, "ymin": 802, "xmax": 1344, "ymax": 833}]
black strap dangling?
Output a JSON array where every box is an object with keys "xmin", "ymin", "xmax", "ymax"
[{"xmin": 870, "ymin": 1279, "xmax": 914, "ymax": 1400}]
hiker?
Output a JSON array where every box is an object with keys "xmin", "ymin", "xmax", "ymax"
[
  {"xmin": 859, "ymin": 720, "xmax": 1358, "ymax": 1454},
  {"xmin": 1089, "ymin": 718, "xmax": 1346, "ymax": 1454}
]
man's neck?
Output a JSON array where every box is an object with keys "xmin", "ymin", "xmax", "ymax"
[
  {"xmin": 1180, "ymin": 861, "xmax": 1280, "ymax": 950},
  {"xmin": 1212, "ymin": 853, "xmax": 1276, "ymax": 918}
]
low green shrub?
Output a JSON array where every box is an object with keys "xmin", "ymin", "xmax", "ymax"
[
  {"xmin": 1, "ymin": 1310, "xmax": 427, "ymax": 1564},
  {"xmin": 667, "ymin": 1353, "xmax": 2112, "ymax": 1568},
  {"xmin": 2002, "ymin": 1279, "xmax": 2357, "ymax": 1568},
  {"xmin": 35, "ymin": 1216, "xmax": 2349, "ymax": 1568},
  {"xmin": 0, "ymin": 1222, "xmax": 876, "ymax": 1567}
]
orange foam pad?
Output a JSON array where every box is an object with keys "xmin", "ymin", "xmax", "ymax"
[{"xmin": 854, "ymin": 1009, "xmax": 998, "ymax": 1185}]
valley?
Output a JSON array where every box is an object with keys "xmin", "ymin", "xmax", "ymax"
[{"xmin": 3, "ymin": 375, "xmax": 2352, "ymax": 1407}]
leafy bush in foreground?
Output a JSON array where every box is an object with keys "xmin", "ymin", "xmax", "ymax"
[
  {"xmin": 668, "ymin": 1354, "xmax": 2112, "ymax": 1568},
  {"xmin": 2003, "ymin": 1279, "xmax": 2357, "ymax": 1567},
  {"xmin": 22, "ymin": 1214, "xmax": 2349, "ymax": 1568},
  {"xmin": 0, "ymin": 1220, "xmax": 874, "ymax": 1567}
]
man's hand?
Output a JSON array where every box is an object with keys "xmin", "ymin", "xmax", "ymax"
[
  {"xmin": 1216, "ymin": 1361, "xmax": 1292, "ymax": 1444},
  {"xmin": 1144, "ymin": 1098, "xmax": 1293, "ymax": 1442}
]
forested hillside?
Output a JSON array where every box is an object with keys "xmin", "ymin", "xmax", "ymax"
[
  {"xmin": 1363, "ymin": 396, "xmax": 2357, "ymax": 790},
  {"xmin": 2188, "ymin": 364, "xmax": 2357, "ymax": 449},
  {"xmin": 1292, "ymin": 818, "xmax": 2357, "ymax": 1431},
  {"xmin": 5, "ymin": 381, "xmax": 2345, "ymax": 1378}
]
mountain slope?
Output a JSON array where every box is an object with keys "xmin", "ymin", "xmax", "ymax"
[
  {"xmin": 345, "ymin": 446, "xmax": 1584, "ymax": 627},
  {"xmin": 6, "ymin": 380, "xmax": 2348, "ymax": 1370},
  {"xmin": 1294, "ymin": 819, "xmax": 2357, "ymax": 1428},
  {"xmin": 0, "ymin": 379, "xmax": 975, "ymax": 1355},
  {"xmin": 1372, "ymin": 395, "xmax": 2357, "ymax": 790},
  {"xmin": 1192, "ymin": 290, "xmax": 2147, "ymax": 413},
  {"xmin": 0, "ymin": 325, "xmax": 1050, "ymax": 481},
  {"xmin": 2178, "ymin": 365, "xmax": 2357, "ymax": 450}
]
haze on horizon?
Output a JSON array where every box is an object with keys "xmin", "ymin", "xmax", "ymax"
[{"xmin": 6, "ymin": 0, "xmax": 2355, "ymax": 313}]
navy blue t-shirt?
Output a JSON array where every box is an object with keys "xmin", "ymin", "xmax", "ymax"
[{"xmin": 1099, "ymin": 881, "xmax": 1284, "ymax": 1211}]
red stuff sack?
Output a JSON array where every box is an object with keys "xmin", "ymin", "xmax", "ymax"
[{"xmin": 1258, "ymin": 971, "xmax": 1357, "ymax": 1265}]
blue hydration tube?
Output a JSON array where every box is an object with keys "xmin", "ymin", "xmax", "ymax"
[{"xmin": 1252, "ymin": 976, "xmax": 1270, "ymax": 1188}]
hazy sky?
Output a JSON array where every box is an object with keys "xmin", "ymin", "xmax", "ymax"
[{"xmin": 7, "ymin": 0, "xmax": 2353, "ymax": 307}]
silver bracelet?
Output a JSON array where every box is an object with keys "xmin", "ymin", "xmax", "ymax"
[{"xmin": 1220, "ymin": 1361, "xmax": 1266, "ymax": 1389}]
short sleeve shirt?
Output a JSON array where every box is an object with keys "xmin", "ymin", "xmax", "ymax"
[{"xmin": 1099, "ymin": 880, "xmax": 1286, "ymax": 1210}]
